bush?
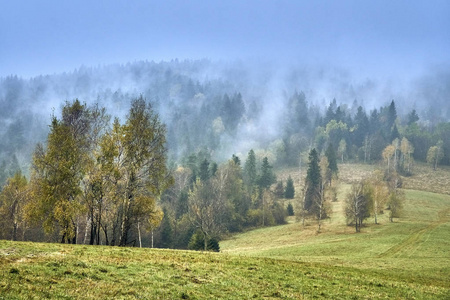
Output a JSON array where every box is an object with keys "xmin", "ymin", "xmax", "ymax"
[
  {"xmin": 245, "ymin": 209, "xmax": 264, "ymax": 227},
  {"xmin": 187, "ymin": 230, "xmax": 220, "ymax": 252},
  {"xmin": 272, "ymin": 202, "xmax": 287, "ymax": 225}
]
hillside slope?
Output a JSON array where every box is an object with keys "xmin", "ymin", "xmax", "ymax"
[
  {"xmin": 1, "ymin": 164, "xmax": 450, "ymax": 299},
  {"xmin": 1, "ymin": 235, "xmax": 449, "ymax": 299},
  {"xmin": 221, "ymin": 186, "xmax": 450, "ymax": 293}
]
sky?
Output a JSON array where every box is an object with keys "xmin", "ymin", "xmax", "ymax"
[{"xmin": 1, "ymin": 0, "xmax": 449, "ymax": 79}]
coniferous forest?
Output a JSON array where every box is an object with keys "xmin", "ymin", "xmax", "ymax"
[{"xmin": 0, "ymin": 60, "xmax": 449, "ymax": 249}]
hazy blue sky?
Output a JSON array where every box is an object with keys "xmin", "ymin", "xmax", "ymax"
[{"xmin": 1, "ymin": 0, "xmax": 449, "ymax": 78}]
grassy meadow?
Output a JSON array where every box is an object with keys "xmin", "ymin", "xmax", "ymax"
[{"xmin": 1, "ymin": 162, "xmax": 450, "ymax": 299}]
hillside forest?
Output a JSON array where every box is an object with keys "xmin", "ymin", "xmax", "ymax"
[{"xmin": 0, "ymin": 60, "xmax": 449, "ymax": 249}]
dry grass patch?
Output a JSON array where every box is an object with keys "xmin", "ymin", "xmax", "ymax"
[{"xmin": 403, "ymin": 162, "xmax": 450, "ymax": 195}]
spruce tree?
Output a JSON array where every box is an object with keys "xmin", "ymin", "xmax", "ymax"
[
  {"xmin": 304, "ymin": 148, "xmax": 321, "ymax": 212},
  {"xmin": 287, "ymin": 202, "xmax": 294, "ymax": 216},
  {"xmin": 257, "ymin": 157, "xmax": 276, "ymax": 190},
  {"xmin": 244, "ymin": 149, "xmax": 257, "ymax": 193},
  {"xmin": 199, "ymin": 159, "xmax": 210, "ymax": 182},
  {"xmin": 160, "ymin": 207, "xmax": 173, "ymax": 248},
  {"xmin": 325, "ymin": 143, "xmax": 338, "ymax": 183},
  {"xmin": 387, "ymin": 100, "xmax": 397, "ymax": 130},
  {"xmin": 284, "ymin": 176, "xmax": 295, "ymax": 199}
]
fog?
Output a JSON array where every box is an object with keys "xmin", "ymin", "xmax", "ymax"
[
  {"xmin": 0, "ymin": 1, "xmax": 449, "ymax": 178},
  {"xmin": 0, "ymin": 59, "xmax": 449, "ymax": 173}
]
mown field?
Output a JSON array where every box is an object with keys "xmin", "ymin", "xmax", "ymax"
[
  {"xmin": 1, "ymin": 163, "xmax": 450, "ymax": 299},
  {"xmin": 221, "ymin": 189, "xmax": 450, "ymax": 288}
]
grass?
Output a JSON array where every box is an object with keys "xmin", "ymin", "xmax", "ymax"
[
  {"xmin": 1, "ymin": 163, "xmax": 450, "ymax": 299},
  {"xmin": 221, "ymin": 186, "xmax": 450, "ymax": 298},
  {"xmin": 402, "ymin": 162, "xmax": 450, "ymax": 195},
  {"xmin": 1, "ymin": 239, "xmax": 448, "ymax": 299}
]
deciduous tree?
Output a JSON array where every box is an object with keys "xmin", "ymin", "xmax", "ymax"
[
  {"xmin": 345, "ymin": 182, "xmax": 372, "ymax": 232},
  {"xmin": 30, "ymin": 106, "xmax": 87, "ymax": 243},
  {"xmin": 427, "ymin": 140, "xmax": 444, "ymax": 171},
  {"xmin": 387, "ymin": 190, "xmax": 404, "ymax": 222},
  {"xmin": 0, "ymin": 171, "xmax": 29, "ymax": 241}
]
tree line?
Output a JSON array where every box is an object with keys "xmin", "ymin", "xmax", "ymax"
[
  {"xmin": 0, "ymin": 93, "xmax": 447, "ymax": 248},
  {"xmin": 0, "ymin": 97, "xmax": 293, "ymax": 249},
  {"xmin": 1, "ymin": 61, "xmax": 449, "ymax": 189},
  {"xmin": 281, "ymin": 95, "xmax": 450, "ymax": 171}
]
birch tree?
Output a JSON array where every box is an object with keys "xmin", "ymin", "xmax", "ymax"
[
  {"xmin": 427, "ymin": 140, "xmax": 444, "ymax": 171},
  {"xmin": 345, "ymin": 182, "xmax": 372, "ymax": 232},
  {"xmin": 400, "ymin": 137, "xmax": 414, "ymax": 174},
  {"xmin": 0, "ymin": 171, "xmax": 29, "ymax": 241},
  {"xmin": 368, "ymin": 171, "xmax": 389, "ymax": 224}
]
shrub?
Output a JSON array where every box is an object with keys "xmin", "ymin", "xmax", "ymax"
[{"xmin": 188, "ymin": 230, "xmax": 220, "ymax": 252}]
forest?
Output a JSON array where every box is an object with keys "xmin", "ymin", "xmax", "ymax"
[{"xmin": 0, "ymin": 59, "xmax": 449, "ymax": 249}]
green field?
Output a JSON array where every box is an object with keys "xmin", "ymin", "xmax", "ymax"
[
  {"xmin": 221, "ymin": 189, "xmax": 450, "ymax": 286},
  {"xmin": 1, "ymin": 165, "xmax": 450, "ymax": 299}
]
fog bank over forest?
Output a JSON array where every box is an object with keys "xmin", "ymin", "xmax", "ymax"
[{"xmin": 0, "ymin": 59, "xmax": 449, "ymax": 178}]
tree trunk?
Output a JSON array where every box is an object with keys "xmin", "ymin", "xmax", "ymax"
[
  {"xmin": 119, "ymin": 217, "xmax": 130, "ymax": 246},
  {"xmin": 97, "ymin": 206, "xmax": 102, "ymax": 245},
  {"xmin": 61, "ymin": 231, "xmax": 66, "ymax": 244},
  {"xmin": 138, "ymin": 222, "xmax": 142, "ymax": 248},
  {"xmin": 83, "ymin": 216, "xmax": 90, "ymax": 244},
  {"xmin": 203, "ymin": 231, "xmax": 208, "ymax": 251},
  {"xmin": 151, "ymin": 229, "xmax": 154, "ymax": 248},
  {"xmin": 72, "ymin": 221, "xmax": 78, "ymax": 244},
  {"xmin": 102, "ymin": 224, "xmax": 109, "ymax": 246},
  {"xmin": 374, "ymin": 200, "xmax": 378, "ymax": 224},
  {"xmin": 12, "ymin": 222, "xmax": 18, "ymax": 241},
  {"xmin": 90, "ymin": 212, "xmax": 96, "ymax": 245},
  {"xmin": 262, "ymin": 192, "xmax": 265, "ymax": 227}
]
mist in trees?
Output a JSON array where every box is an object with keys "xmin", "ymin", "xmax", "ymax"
[
  {"xmin": 0, "ymin": 60, "xmax": 449, "ymax": 187},
  {"xmin": 0, "ymin": 59, "xmax": 449, "ymax": 247}
]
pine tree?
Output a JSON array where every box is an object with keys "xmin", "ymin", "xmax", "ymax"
[
  {"xmin": 244, "ymin": 149, "xmax": 257, "ymax": 193},
  {"xmin": 287, "ymin": 202, "xmax": 294, "ymax": 216},
  {"xmin": 353, "ymin": 106, "xmax": 369, "ymax": 147},
  {"xmin": 304, "ymin": 148, "xmax": 321, "ymax": 212},
  {"xmin": 199, "ymin": 159, "xmax": 210, "ymax": 182},
  {"xmin": 257, "ymin": 157, "xmax": 276, "ymax": 190},
  {"xmin": 407, "ymin": 109, "xmax": 419, "ymax": 125},
  {"xmin": 325, "ymin": 143, "xmax": 338, "ymax": 180},
  {"xmin": 284, "ymin": 176, "xmax": 295, "ymax": 199},
  {"xmin": 160, "ymin": 207, "xmax": 173, "ymax": 248},
  {"xmin": 387, "ymin": 100, "xmax": 397, "ymax": 130}
]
